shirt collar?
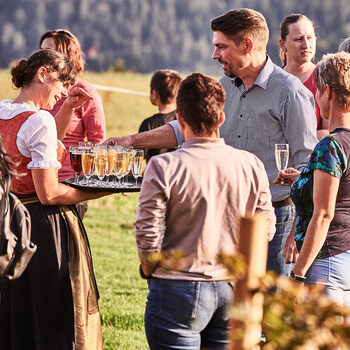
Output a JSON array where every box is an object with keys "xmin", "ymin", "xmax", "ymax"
[
  {"xmin": 231, "ymin": 55, "xmax": 274, "ymax": 91},
  {"xmin": 182, "ymin": 137, "xmax": 225, "ymax": 148}
]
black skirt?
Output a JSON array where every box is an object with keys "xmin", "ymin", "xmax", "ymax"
[{"xmin": 0, "ymin": 196, "xmax": 75, "ymax": 350}]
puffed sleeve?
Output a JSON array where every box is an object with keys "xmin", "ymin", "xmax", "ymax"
[{"xmin": 17, "ymin": 110, "xmax": 62, "ymax": 169}]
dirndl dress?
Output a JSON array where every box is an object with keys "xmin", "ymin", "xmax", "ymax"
[{"xmin": 0, "ymin": 110, "xmax": 103, "ymax": 350}]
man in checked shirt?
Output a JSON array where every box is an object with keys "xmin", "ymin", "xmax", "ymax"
[{"xmin": 105, "ymin": 8, "xmax": 318, "ymax": 277}]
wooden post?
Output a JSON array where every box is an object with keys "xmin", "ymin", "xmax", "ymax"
[{"xmin": 228, "ymin": 214, "xmax": 268, "ymax": 350}]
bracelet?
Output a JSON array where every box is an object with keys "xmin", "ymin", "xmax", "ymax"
[
  {"xmin": 290, "ymin": 270, "xmax": 306, "ymax": 283},
  {"xmin": 139, "ymin": 264, "xmax": 152, "ymax": 280}
]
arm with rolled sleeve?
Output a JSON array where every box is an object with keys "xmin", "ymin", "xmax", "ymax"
[
  {"xmin": 134, "ymin": 157, "xmax": 169, "ymax": 275},
  {"xmin": 168, "ymin": 120, "xmax": 185, "ymax": 145},
  {"xmin": 284, "ymin": 89, "xmax": 318, "ymax": 171}
]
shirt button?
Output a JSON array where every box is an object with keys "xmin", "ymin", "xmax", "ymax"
[
  {"xmin": 240, "ymin": 114, "xmax": 243, "ymax": 118},
  {"xmin": 242, "ymin": 94, "xmax": 246, "ymax": 98},
  {"xmin": 238, "ymin": 135, "xmax": 241, "ymax": 138}
]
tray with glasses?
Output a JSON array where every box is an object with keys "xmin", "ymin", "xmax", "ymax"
[
  {"xmin": 65, "ymin": 143, "xmax": 144, "ymax": 193},
  {"xmin": 64, "ymin": 175, "xmax": 143, "ymax": 193}
]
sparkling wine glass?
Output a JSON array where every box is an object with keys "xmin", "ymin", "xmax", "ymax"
[
  {"xmin": 131, "ymin": 149, "xmax": 144, "ymax": 187},
  {"xmin": 114, "ymin": 151, "xmax": 126, "ymax": 187},
  {"xmin": 106, "ymin": 145, "xmax": 116, "ymax": 187},
  {"xmin": 121, "ymin": 148, "xmax": 131, "ymax": 186},
  {"xmin": 94, "ymin": 144, "xmax": 107, "ymax": 186},
  {"xmin": 69, "ymin": 145, "xmax": 83, "ymax": 183},
  {"xmin": 81, "ymin": 147, "xmax": 95, "ymax": 185},
  {"xmin": 275, "ymin": 144, "xmax": 289, "ymax": 185}
]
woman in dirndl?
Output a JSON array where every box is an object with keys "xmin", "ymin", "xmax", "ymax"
[{"xmin": 0, "ymin": 49, "xmax": 108, "ymax": 350}]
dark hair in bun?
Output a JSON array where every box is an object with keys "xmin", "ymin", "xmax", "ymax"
[{"xmin": 10, "ymin": 49, "xmax": 76, "ymax": 89}]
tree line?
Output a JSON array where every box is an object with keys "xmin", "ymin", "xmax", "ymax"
[{"xmin": 1, "ymin": 0, "xmax": 349, "ymax": 74}]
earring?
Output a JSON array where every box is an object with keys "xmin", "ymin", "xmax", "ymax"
[{"xmin": 284, "ymin": 49, "xmax": 287, "ymax": 53}]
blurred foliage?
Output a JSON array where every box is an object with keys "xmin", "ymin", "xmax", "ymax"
[
  {"xmin": 109, "ymin": 59, "xmax": 128, "ymax": 73},
  {"xmin": 0, "ymin": 0, "xmax": 349, "ymax": 74},
  {"xmin": 221, "ymin": 256, "xmax": 350, "ymax": 349}
]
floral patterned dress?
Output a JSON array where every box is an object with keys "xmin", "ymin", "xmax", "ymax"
[{"xmin": 290, "ymin": 128, "xmax": 349, "ymax": 258}]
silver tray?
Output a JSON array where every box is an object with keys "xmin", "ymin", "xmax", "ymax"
[{"xmin": 64, "ymin": 175, "xmax": 142, "ymax": 193}]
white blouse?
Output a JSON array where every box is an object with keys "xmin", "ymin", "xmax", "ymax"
[{"xmin": 0, "ymin": 100, "xmax": 63, "ymax": 169}]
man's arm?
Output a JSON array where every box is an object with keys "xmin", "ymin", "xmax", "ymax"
[
  {"xmin": 104, "ymin": 124, "xmax": 178, "ymax": 149},
  {"xmin": 134, "ymin": 157, "xmax": 168, "ymax": 276},
  {"xmin": 284, "ymin": 89, "xmax": 318, "ymax": 170}
]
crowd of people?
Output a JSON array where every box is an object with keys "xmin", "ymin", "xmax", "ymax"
[{"xmin": 0, "ymin": 6, "xmax": 350, "ymax": 350}]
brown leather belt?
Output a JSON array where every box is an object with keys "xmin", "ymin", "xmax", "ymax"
[{"xmin": 272, "ymin": 197, "xmax": 293, "ymax": 208}]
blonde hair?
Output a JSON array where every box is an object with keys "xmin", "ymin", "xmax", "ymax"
[{"xmin": 315, "ymin": 52, "xmax": 350, "ymax": 108}]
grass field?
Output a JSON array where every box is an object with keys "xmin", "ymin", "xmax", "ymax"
[{"xmin": 0, "ymin": 69, "xmax": 157, "ymax": 349}]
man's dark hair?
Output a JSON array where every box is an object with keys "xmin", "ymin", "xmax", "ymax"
[
  {"xmin": 177, "ymin": 73, "xmax": 225, "ymax": 136},
  {"xmin": 211, "ymin": 8, "xmax": 269, "ymax": 49},
  {"xmin": 150, "ymin": 70, "xmax": 182, "ymax": 104}
]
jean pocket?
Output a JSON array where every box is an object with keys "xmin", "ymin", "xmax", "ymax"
[{"xmin": 156, "ymin": 280, "xmax": 200, "ymax": 323}]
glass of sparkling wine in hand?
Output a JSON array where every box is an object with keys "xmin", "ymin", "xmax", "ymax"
[
  {"xmin": 275, "ymin": 144, "xmax": 289, "ymax": 185},
  {"xmin": 69, "ymin": 145, "xmax": 83, "ymax": 184},
  {"xmin": 131, "ymin": 149, "xmax": 144, "ymax": 187}
]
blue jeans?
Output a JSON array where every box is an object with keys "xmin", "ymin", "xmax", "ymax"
[
  {"xmin": 306, "ymin": 250, "xmax": 350, "ymax": 306},
  {"xmin": 267, "ymin": 205, "xmax": 295, "ymax": 277},
  {"xmin": 144, "ymin": 278, "xmax": 233, "ymax": 350}
]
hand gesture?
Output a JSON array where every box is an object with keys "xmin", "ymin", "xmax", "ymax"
[
  {"xmin": 103, "ymin": 136, "xmax": 131, "ymax": 147},
  {"xmin": 64, "ymin": 87, "xmax": 92, "ymax": 109}
]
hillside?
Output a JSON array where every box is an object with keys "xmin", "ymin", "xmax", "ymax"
[{"xmin": 1, "ymin": 0, "xmax": 350, "ymax": 73}]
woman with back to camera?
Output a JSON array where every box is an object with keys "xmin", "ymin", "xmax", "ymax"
[
  {"xmin": 275, "ymin": 52, "xmax": 350, "ymax": 306},
  {"xmin": 0, "ymin": 49, "xmax": 108, "ymax": 350},
  {"xmin": 39, "ymin": 29, "xmax": 106, "ymax": 218},
  {"xmin": 280, "ymin": 14, "xmax": 329, "ymax": 140}
]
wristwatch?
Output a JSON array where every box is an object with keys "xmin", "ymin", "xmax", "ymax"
[{"xmin": 290, "ymin": 270, "xmax": 306, "ymax": 283}]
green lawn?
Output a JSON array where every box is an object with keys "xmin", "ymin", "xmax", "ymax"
[
  {"xmin": 82, "ymin": 72, "xmax": 153, "ymax": 349},
  {"xmin": 85, "ymin": 195, "xmax": 149, "ymax": 349}
]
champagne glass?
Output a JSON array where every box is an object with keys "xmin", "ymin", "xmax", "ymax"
[
  {"xmin": 69, "ymin": 145, "xmax": 83, "ymax": 184},
  {"xmin": 121, "ymin": 148, "xmax": 131, "ymax": 186},
  {"xmin": 81, "ymin": 147, "xmax": 95, "ymax": 185},
  {"xmin": 114, "ymin": 151, "xmax": 126, "ymax": 187},
  {"xmin": 94, "ymin": 145, "xmax": 107, "ymax": 186},
  {"xmin": 106, "ymin": 145, "xmax": 116, "ymax": 187},
  {"xmin": 131, "ymin": 149, "xmax": 144, "ymax": 187},
  {"xmin": 275, "ymin": 144, "xmax": 289, "ymax": 185},
  {"xmin": 125, "ymin": 148, "xmax": 134, "ymax": 187}
]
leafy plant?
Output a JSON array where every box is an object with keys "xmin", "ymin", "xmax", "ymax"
[{"xmin": 221, "ymin": 256, "xmax": 350, "ymax": 350}]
